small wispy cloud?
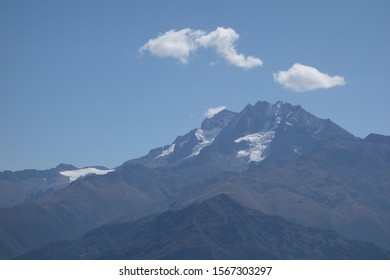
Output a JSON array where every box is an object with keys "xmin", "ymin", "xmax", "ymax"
[
  {"xmin": 140, "ymin": 27, "xmax": 262, "ymax": 69},
  {"xmin": 204, "ymin": 106, "xmax": 227, "ymax": 118},
  {"xmin": 273, "ymin": 63, "xmax": 346, "ymax": 92}
]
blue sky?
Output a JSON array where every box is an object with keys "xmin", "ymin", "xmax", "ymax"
[{"xmin": 1, "ymin": 0, "xmax": 389, "ymax": 171}]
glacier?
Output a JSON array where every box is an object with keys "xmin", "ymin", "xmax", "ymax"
[
  {"xmin": 234, "ymin": 131, "xmax": 275, "ymax": 162},
  {"xmin": 60, "ymin": 168, "xmax": 115, "ymax": 182}
]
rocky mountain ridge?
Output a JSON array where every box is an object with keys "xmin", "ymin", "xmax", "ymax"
[{"xmin": 19, "ymin": 194, "xmax": 390, "ymax": 260}]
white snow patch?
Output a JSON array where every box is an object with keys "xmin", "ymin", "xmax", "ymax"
[
  {"xmin": 234, "ymin": 131, "xmax": 275, "ymax": 162},
  {"xmin": 156, "ymin": 144, "xmax": 176, "ymax": 158},
  {"xmin": 189, "ymin": 128, "xmax": 221, "ymax": 157},
  {"xmin": 60, "ymin": 168, "xmax": 115, "ymax": 183}
]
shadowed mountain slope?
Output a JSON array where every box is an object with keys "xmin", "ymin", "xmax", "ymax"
[{"xmin": 20, "ymin": 195, "xmax": 390, "ymax": 260}]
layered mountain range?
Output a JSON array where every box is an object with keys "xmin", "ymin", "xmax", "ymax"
[
  {"xmin": 0, "ymin": 100, "xmax": 389, "ymax": 259},
  {"xmin": 19, "ymin": 195, "xmax": 390, "ymax": 260},
  {"xmin": 0, "ymin": 164, "xmax": 113, "ymax": 208}
]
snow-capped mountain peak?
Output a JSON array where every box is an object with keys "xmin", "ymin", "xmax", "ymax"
[{"xmin": 128, "ymin": 100, "xmax": 356, "ymax": 170}]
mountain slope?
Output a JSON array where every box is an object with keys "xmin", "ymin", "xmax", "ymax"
[
  {"xmin": 0, "ymin": 164, "xmax": 195, "ymax": 258},
  {"xmin": 127, "ymin": 109, "xmax": 238, "ymax": 168},
  {"xmin": 20, "ymin": 195, "xmax": 390, "ymax": 260},
  {"xmin": 192, "ymin": 137, "xmax": 390, "ymax": 249},
  {"xmin": 0, "ymin": 164, "xmax": 75, "ymax": 207}
]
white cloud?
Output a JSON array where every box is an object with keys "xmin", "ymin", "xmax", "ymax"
[
  {"xmin": 273, "ymin": 63, "xmax": 346, "ymax": 92},
  {"xmin": 196, "ymin": 27, "xmax": 263, "ymax": 69},
  {"xmin": 140, "ymin": 27, "xmax": 262, "ymax": 69},
  {"xmin": 204, "ymin": 106, "xmax": 227, "ymax": 118},
  {"xmin": 139, "ymin": 28, "xmax": 204, "ymax": 64}
]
